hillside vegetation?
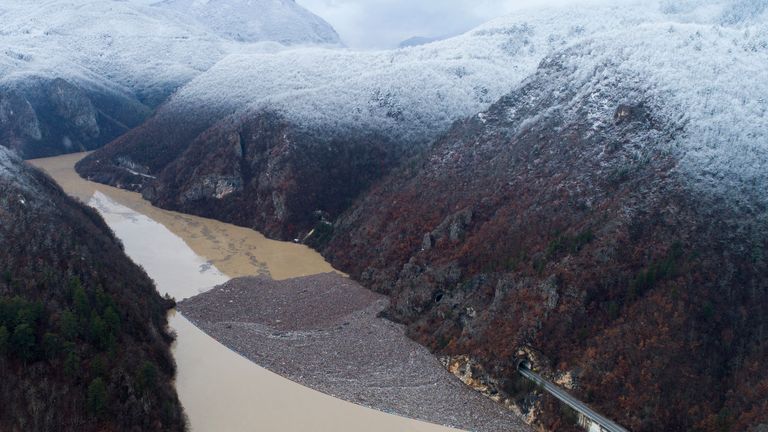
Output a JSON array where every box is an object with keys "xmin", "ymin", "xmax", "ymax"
[{"xmin": 0, "ymin": 147, "xmax": 184, "ymax": 431}]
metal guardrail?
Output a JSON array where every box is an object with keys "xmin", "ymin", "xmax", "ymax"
[{"xmin": 517, "ymin": 363, "xmax": 629, "ymax": 432}]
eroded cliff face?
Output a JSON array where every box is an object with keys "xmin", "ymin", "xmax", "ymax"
[
  {"xmin": 75, "ymin": 107, "xmax": 418, "ymax": 239},
  {"xmin": 320, "ymin": 55, "xmax": 768, "ymax": 432},
  {"xmin": 0, "ymin": 78, "xmax": 150, "ymax": 159},
  {"xmin": 133, "ymin": 112, "xmax": 403, "ymax": 239}
]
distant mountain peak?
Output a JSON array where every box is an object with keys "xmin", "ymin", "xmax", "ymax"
[
  {"xmin": 155, "ymin": 0, "xmax": 342, "ymax": 45},
  {"xmin": 398, "ymin": 36, "xmax": 443, "ymax": 48}
]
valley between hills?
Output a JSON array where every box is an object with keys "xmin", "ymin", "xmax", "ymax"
[{"xmin": 2, "ymin": 1, "xmax": 768, "ymax": 431}]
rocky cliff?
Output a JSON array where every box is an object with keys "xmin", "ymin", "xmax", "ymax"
[
  {"xmin": 0, "ymin": 78, "xmax": 151, "ymax": 159},
  {"xmin": 139, "ymin": 112, "xmax": 402, "ymax": 239}
]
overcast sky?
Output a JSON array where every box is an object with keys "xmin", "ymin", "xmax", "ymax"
[{"xmin": 296, "ymin": 0, "xmax": 590, "ymax": 49}]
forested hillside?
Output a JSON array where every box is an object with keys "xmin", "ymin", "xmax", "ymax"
[{"xmin": 0, "ymin": 147, "xmax": 184, "ymax": 431}]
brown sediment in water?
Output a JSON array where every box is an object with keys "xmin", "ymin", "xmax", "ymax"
[
  {"xmin": 30, "ymin": 152, "xmax": 336, "ymax": 280},
  {"xmin": 178, "ymin": 273, "xmax": 530, "ymax": 432},
  {"xmin": 30, "ymin": 152, "xmax": 470, "ymax": 432}
]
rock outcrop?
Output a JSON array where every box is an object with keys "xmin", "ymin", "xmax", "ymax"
[{"xmin": 0, "ymin": 78, "xmax": 150, "ymax": 158}]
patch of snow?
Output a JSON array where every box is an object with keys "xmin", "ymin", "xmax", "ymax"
[{"xmin": 122, "ymin": 167, "xmax": 157, "ymax": 179}]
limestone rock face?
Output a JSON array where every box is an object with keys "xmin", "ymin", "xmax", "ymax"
[
  {"xmin": 1, "ymin": 78, "xmax": 150, "ymax": 159},
  {"xmin": 0, "ymin": 91, "xmax": 42, "ymax": 142},
  {"xmin": 47, "ymin": 78, "xmax": 100, "ymax": 139}
]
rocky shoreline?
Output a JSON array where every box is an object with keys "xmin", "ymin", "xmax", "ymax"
[{"xmin": 177, "ymin": 273, "xmax": 529, "ymax": 432}]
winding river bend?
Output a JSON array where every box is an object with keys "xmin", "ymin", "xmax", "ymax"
[{"xmin": 31, "ymin": 153, "xmax": 458, "ymax": 432}]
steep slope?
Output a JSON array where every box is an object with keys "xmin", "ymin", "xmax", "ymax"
[
  {"xmin": 0, "ymin": 147, "xmax": 184, "ymax": 431},
  {"xmin": 69, "ymin": 1, "xmax": 768, "ymax": 430},
  {"xmin": 0, "ymin": 0, "xmax": 340, "ymax": 158},
  {"xmin": 0, "ymin": 77, "xmax": 152, "ymax": 159},
  {"xmin": 320, "ymin": 5, "xmax": 768, "ymax": 432},
  {"xmin": 0, "ymin": 0, "xmax": 223, "ymax": 158},
  {"xmin": 77, "ymin": 5, "xmax": 660, "ymax": 238}
]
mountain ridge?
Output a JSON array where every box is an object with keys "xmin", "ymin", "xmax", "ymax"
[
  {"xmin": 74, "ymin": 2, "xmax": 768, "ymax": 430},
  {"xmin": 0, "ymin": 0, "xmax": 341, "ymax": 158}
]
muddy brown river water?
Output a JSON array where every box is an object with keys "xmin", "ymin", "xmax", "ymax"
[{"xmin": 31, "ymin": 153, "xmax": 459, "ymax": 432}]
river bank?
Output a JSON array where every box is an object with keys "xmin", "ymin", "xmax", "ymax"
[
  {"xmin": 178, "ymin": 273, "xmax": 529, "ymax": 432},
  {"xmin": 30, "ymin": 153, "xmax": 479, "ymax": 432}
]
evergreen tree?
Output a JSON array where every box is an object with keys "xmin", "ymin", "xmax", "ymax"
[
  {"xmin": 103, "ymin": 306, "xmax": 120, "ymax": 335},
  {"xmin": 61, "ymin": 310, "xmax": 78, "ymax": 340},
  {"xmin": 64, "ymin": 348, "xmax": 80, "ymax": 379},
  {"xmin": 43, "ymin": 333, "xmax": 62, "ymax": 360},
  {"xmin": 0, "ymin": 325, "xmax": 8, "ymax": 355},
  {"xmin": 86, "ymin": 378, "xmax": 107, "ymax": 417},
  {"xmin": 11, "ymin": 323, "xmax": 35, "ymax": 361},
  {"xmin": 90, "ymin": 311, "xmax": 109, "ymax": 350},
  {"xmin": 73, "ymin": 283, "xmax": 89, "ymax": 318},
  {"xmin": 138, "ymin": 361, "xmax": 159, "ymax": 393}
]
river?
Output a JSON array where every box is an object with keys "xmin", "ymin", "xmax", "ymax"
[{"xmin": 31, "ymin": 153, "xmax": 458, "ymax": 432}]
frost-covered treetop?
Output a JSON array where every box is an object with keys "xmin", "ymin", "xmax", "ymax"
[
  {"xmin": 553, "ymin": 20, "xmax": 768, "ymax": 206},
  {"xmin": 164, "ymin": 0, "xmax": 767, "ymax": 154},
  {"xmin": 489, "ymin": 0, "xmax": 768, "ymax": 205}
]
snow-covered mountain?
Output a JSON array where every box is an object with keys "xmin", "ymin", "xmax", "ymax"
[
  {"xmin": 1, "ymin": 0, "xmax": 340, "ymax": 95},
  {"xmin": 6, "ymin": 0, "xmax": 768, "ymax": 430},
  {"xmin": 0, "ymin": 0, "xmax": 341, "ymax": 157},
  {"xmin": 78, "ymin": 4, "xmax": 658, "ymax": 176},
  {"xmin": 315, "ymin": 3, "xmax": 768, "ymax": 432},
  {"xmin": 79, "ymin": 0, "xmax": 766, "ymax": 193},
  {"xmin": 155, "ymin": 0, "xmax": 341, "ymax": 44},
  {"xmin": 1, "ymin": 1, "xmax": 221, "ymax": 101},
  {"xmin": 89, "ymin": 0, "xmax": 765, "ymax": 151},
  {"xmin": 76, "ymin": 0, "xmax": 767, "ymax": 248}
]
